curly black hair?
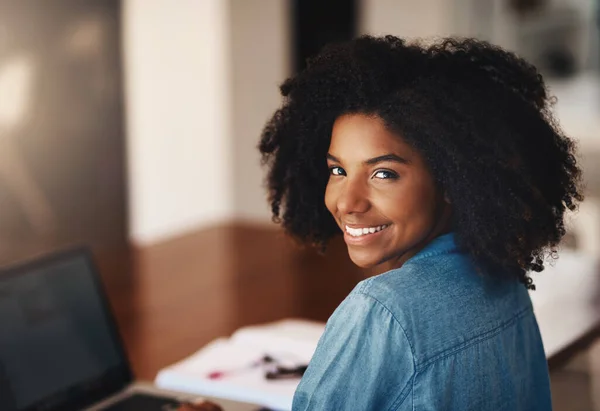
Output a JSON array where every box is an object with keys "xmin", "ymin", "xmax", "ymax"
[{"xmin": 258, "ymin": 35, "xmax": 583, "ymax": 289}]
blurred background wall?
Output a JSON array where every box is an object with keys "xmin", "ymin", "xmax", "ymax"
[
  {"xmin": 123, "ymin": 0, "xmax": 235, "ymax": 245},
  {"xmin": 0, "ymin": 0, "xmax": 127, "ymax": 262},
  {"xmin": 0, "ymin": 0, "xmax": 598, "ymax": 258}
]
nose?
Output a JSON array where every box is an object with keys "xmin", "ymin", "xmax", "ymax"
[{"xmin": 336, "ymin": 178, "xmax": 370, "ymax": 215}]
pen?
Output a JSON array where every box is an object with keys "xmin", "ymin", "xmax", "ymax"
[
  {"xmin": 206, "ymin": 355, "xmax": 308, "ymax": 380},
  {"xmin": 206, "ymin": 355, "xmax": 275, "ymax": 380},
  {"xmin": 265, "ymin": 364, "xmax": 308, "ymax": 380}
]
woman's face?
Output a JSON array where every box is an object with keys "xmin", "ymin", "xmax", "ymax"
[{"xmin": 325, "ymin": 113, "xmax": 452, "ymax": 272}]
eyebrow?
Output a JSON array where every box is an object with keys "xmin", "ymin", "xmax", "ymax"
[{"xmin": 326, "ymin": 153, "xmax": 410, "ymax": 165}]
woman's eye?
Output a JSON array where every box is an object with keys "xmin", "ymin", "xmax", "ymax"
[
  {"xmin": 373, "ymin": 170, "xmax": 398, "ymax": 179},
  {"xmin": 329, "ymin": 166, "xmax": 346, "ymax": 176}
]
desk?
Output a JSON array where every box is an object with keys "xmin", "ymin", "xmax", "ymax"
[{"xmin": 95, "ymin": 224, "xmax": 363, "ymax": 380}]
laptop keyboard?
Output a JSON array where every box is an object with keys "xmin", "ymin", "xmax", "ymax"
[{"xmin": 100, "ymin": 393, "xmax": 181, "ymax": 411}]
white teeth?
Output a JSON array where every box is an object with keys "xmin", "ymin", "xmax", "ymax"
[{"xmin": 345, "ymin": 224, "xmax": 389, "ymax": 237}]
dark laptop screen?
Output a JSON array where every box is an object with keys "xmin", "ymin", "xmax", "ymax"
[{"xmin": 0, "ymin": 250, "xmax": 131, "ymax": 411}]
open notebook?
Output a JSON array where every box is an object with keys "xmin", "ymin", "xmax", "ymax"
[{"xmin": 155, "ymin": 319, "xmax": 325, "ymax": 411}]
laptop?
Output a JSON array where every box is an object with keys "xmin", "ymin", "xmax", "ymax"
[{"xmin": 0, "ymin": 248, "xmax": 261, "ymax": 411}]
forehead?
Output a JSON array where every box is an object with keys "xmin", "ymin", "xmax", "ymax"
[{"xmin": 329, "ymin": 113, "xmax": 416, "ymax": 157}]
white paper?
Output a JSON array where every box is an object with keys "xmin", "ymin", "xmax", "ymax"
[{"xmin": 155, "ymin": 319, "xmax": 325, "ymax": 411}]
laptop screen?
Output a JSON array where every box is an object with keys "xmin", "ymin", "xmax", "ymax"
[{"xmin": 0, "ymin": 250, "xmax": 132, "ymax": 411}]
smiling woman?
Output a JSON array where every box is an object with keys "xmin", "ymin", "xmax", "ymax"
[{"xmin": 258, "ymin": 36, "xmax": 583, "ymax": 410}]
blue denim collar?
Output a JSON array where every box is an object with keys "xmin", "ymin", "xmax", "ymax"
[{"xmin": 408, "ymin": 232, "xmax": 458, "ymax": 263}]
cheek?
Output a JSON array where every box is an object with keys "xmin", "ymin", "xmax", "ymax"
[
  {"xmin": 379, "ymin": 179, "xmax": 439, "ymax": 222},
  {"xmin": 324, "ymin": 181, "xmax": 337, "ymax": 216}
]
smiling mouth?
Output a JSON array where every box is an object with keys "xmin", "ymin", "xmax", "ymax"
[{"xmin": 345, "ymin": 224, "xmax": 390, "ymax": 237}]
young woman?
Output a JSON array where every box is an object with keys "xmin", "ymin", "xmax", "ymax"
[{"xmin": 259, "ymin": 36, "xmax": 583, "ymax": 410}]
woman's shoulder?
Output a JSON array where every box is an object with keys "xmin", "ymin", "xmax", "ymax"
[
  {"xmin": 351, "ymin": 252, "xmax": 534, "ymax": 365},
  {"xmin": 353, "ymin": 249, "xmax": 477, "ymax": 318},
  {"xmin": 358, "ymin": 244, "xmax": 530, "ymax": 313}
]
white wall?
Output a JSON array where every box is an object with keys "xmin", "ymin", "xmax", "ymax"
[
  {"xmin": 229, "ymin": 0, "xmax": 290, "ymax": 222},
  {"xmin": 360, "ymin": 0, "xmax": 456, "ymax": 39},
  {"xmin": 122, "ymin": 0, "xmax": 288, "ymax": 245}
]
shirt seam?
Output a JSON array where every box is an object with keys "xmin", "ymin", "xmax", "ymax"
[
  {"xmin": 416, "ymin": 305, "xmax": 533, "ymax": 372},
  {"xmin": 353, "ymin": 290, "xmax": 416, "ymax": 411},
  {"xmin": 405, "ymin": 248, "xmax": 457, "ymax": 263}
]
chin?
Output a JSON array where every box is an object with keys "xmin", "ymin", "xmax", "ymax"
[{"xmin": 347, "ymin": 247, "xmax": 380, "ymax": 269}]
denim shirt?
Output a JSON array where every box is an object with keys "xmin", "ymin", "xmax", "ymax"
[{"xmin": 292, "ymin": 233, "xmax": 552, "ymax": 410}]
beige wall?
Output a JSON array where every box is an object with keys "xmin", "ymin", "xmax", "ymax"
[
  {"xmin": 229, "ymin": 0, "xmax": 290, "ymax": 223},
  {"xmin": 359, "ymin": 0, "xmax": 456, "ymax": 39},
  {"xmin": 122, "ymin": 0, "xmax": 288, "ymax": 245}
]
